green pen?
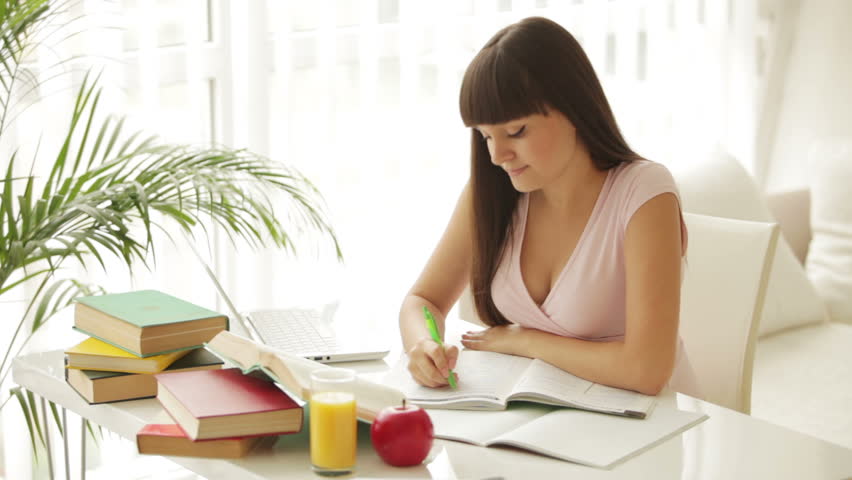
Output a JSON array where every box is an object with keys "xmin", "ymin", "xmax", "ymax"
[{"xmin": 422, "ymin": 306, "xmax": 458, "ymax": 389}]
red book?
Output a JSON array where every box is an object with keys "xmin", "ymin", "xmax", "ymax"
[
  {"xmin": 155, "ymin": 368, "xmax": 303, "ymax": 440},
  {"xmin": 136, "ymin": 424, "xmax": 276, "ymax": 458}
]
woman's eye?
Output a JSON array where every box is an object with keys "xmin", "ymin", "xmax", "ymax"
[{"xmin": 509, "ymin": 126, "xmax": 526, "ymax": 138}]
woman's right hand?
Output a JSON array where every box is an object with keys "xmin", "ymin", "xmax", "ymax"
[{"xmin": 406, "ymin": 338, "xmax": 459, "ymax": 388}]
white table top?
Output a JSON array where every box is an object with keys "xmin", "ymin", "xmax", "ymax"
[
  {"xmin": 12, "ymin": 347, "xmax": 852, "ymax": 480},
  {"xmin": 11, "ymin": 303, "xmax": 852, "ymax": 480}
]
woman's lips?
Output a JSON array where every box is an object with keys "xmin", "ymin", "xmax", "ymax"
[{"xmin": 507, "ymin": 166, "xmax": 528, "ymax": 177}]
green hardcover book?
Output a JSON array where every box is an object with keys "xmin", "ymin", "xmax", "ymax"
[{"xmin": 74, "ymin": 290, "xmax": 229, "ymax": 357}]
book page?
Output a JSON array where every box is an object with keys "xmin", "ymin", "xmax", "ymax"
[
  {"xmin": 205, "ymin": 331, "xmax": 313, "ymax": 400},
  {"xmin": 263, "ymin": 351, "xmax": 403, "ymax": 422},
  {"xmin": 205, "ymin": 331, "xmax": 262, "ymax": 370},
  {"xmin": 205, "ymin": 331, "xmax": 404, "ymax": 422},
  {"xmin": 384, "ymin": 350, "xmax": 531, "ymax": 408}
]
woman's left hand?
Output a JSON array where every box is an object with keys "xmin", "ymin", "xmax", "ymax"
[{"xmin": 461, "ymin": 325, "xmax": 530, "ymax": 356}]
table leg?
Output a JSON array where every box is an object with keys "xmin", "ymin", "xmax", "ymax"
[
  {"xmin": 40, "ymin": 396, "xmax": 55, "ymax": 480},
  {"xmin": 62, "ymin": 407, "xmax": 69, "ymax": 480},
  {"xmin": 80, "ymin": 418, "xmax": 86, "ymax": 480}
]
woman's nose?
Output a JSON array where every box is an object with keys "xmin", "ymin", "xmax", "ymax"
[{"xmin": 489, "ymin": 138, "xmax": 513, "ymax": 165}]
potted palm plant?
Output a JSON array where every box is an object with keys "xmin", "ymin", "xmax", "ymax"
[{"xmin": 0, "ymin": 0, "xmax": 341, "ymax": 457}]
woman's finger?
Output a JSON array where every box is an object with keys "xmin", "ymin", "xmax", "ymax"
[
  {"xmin": 409, "ymin": 359, "xmax": 437, "ymax": 387},
  {"xmin": 415, "ymin": 355, "xmax": 449, "ymax": 386},
  {"xmin": 461, "ymin": 338, "xmax": 483, "ymax": 350},
  {"xmin": 445, "ymin": 345, "xmax": 459, "ymax": 370},
  {"xmin": 426, "ymin": 342, "xmax": 451, "ymax": 377}
]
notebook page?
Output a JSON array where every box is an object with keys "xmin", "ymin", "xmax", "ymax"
[
  {"xmin": 385, "ymin": 350, "xmax": 530, "ymax": 405},
  {"xmin": 509, "ymin": 359, "xmax": 594, "ymax": 400},
  {"xmin": 428, "ymin": 404, "xmax": 549, "ymax": 445},
  {"xmin": 574, "ymin": 383, "xmax": 655, "ymax": 414},
  {"xmin": 492, "ymin": 405, "xmax": 708, "ymax": 468},
  {"xmin": 511, "ymin": 359, "xmax": 654, "ymax": 415}
]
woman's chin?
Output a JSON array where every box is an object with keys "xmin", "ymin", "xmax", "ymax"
[{"xmin": 509, "ymin": 178, "xmax": 537, "ymax": 193}]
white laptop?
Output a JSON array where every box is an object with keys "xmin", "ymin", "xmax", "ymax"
[{"xmin": 188, "ymin": 239, "xmax": 389, "ymax": 363}]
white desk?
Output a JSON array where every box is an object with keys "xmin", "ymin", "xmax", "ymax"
[
  {"xmin": 12, "ymin": 346, "xmax": 852, "ymax": 480},
  {"xmin": 11, "ymin": 301, "xmax": 852, "ymax": 480}
]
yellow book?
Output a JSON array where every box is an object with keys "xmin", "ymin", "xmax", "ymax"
[{"xmin": 65, "ymin": 337, "xmax": 192, "ymax": 374}]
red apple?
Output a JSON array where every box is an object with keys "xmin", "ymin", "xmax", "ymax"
[{"xmin": 370, "ymin": 400, "xmax": 434, "ymax": 467}]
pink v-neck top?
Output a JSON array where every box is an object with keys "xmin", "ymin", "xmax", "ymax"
[{"xmin": 491, "ymin": 160, "xmax": 687, "ymax": 340}]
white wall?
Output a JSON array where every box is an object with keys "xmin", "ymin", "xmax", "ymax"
[{"xmin": 765, "ymin": 0, "xmax": 852, "ymax": 191}]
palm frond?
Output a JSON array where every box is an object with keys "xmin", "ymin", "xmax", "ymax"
[
  {"xmin": 10, "ymin": 386, "xmax": 41, "ymax": 459},
  {"xmin": 0, "ymin": 1, "xmax": 343, "ymax": 461},
  {"xmin": 0, "ymin": 0, "xmax": 55, "ymax": 135},
  {"xmin": 31, "ymin": 277, "xmax": 103, "ymax": 332}
]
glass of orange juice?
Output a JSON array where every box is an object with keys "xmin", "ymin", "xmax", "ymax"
[{"xmin": 310, "ymin": 368, "xmax": 357, "ymax": 476}]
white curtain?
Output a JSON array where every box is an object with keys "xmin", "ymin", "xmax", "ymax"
[
  {"xmin": 1, "ymin": 0, "xmax": 781, "ymax": 475},
  {"xmin": 8, "ymin": 0, "xmax": 779, "ymax": 311}
]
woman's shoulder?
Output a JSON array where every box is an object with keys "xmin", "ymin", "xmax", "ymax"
[
  {"xmin": 607, "ymin": 159, "xmax": 681, "ymax": 224},
  {"xmin": 610, "ymin": 159, "xmax": 675, "ymax": 185}
]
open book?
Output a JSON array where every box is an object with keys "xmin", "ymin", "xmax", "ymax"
[
  {"xmin": 204, "ymin": 331, "xmax": 404, "ymax": 422},
  {"xmin": 428, "ymin": 402, "xmax": 707, "ymax": 468},
  {"xmin": 386, "ymin": 350, "xmax": 655, "ymax": 418}
]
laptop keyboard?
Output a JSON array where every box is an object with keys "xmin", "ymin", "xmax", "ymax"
[{"xmin": 250, "ymin": 308, "xmax": 340, "ymax": 354}]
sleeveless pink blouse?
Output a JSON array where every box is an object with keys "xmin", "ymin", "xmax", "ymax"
[{"xmin": 491, "ymin": 160, "xmax": 688, "ymax": 340}]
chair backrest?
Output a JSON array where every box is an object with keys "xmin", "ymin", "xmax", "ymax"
[
  {"xmin": 765, "ymin": 188, "xmax": 811, "ymax": 264},
  {"xmin": 675, "ymin": 213, "xmax": 779, "ymax": 414}
]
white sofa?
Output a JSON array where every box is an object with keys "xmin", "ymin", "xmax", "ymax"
[
  {"xmin": 751, "ymin": 188, "xmax": 852, "ymax": 450},
  {"xmin": 673, "ymin": 152, "xmax": 852, "ymax": 450}
]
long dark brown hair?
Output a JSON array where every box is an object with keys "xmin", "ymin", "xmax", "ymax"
[{"xmin": 460, "ymin": 17, "xmax": 643, "ymax": 326}]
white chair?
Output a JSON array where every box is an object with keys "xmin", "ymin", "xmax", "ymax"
[
  {"xmin": 674, "ymin": 213, "xmax": 779, "ymax": 414},
  {"xmin": 457, "ymin": 213, "xmax": 779, "ymax": 415}
]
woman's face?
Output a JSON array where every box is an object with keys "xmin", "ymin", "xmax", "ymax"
[{"xmin": 475, "ymin": 108, "xmax": 579, "ymax": 193}]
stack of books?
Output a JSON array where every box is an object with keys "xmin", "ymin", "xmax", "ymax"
[
  {"xmin": 137, "ymin": 367, "xmax": 304, "ymax": 458},
  {"xmin": 134, "ymin": 329, "xmax": 404, "ymax": 459},
  {"xmin": 65, "ymin": 289, "xmax": 230, "ymax": 405},
  {"xmin": 64, "ymin": 289, "xmax": 304, "ymax": 458}
]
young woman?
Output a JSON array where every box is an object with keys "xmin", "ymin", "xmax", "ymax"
[{"xmin": 399, "ymin": 17, "xmax": 691, "ymax": 396}]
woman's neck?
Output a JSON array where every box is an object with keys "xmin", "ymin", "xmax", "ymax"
[{"xmin": 532, "ymin": 152, "xmax": 608, "ymax": 216}]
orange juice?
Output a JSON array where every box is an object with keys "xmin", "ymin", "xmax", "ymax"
[{"xmin": 310, "ymin": 391, "xmax": 357, "ymax": 471}]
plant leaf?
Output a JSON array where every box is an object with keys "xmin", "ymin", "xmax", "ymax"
[
  {"xmin": 25, "ymin": 389, "xmax": 44, "ymax": 445},
  {"xmin": 48, "ymin": 400, "xmax": 63, "ymax": 437},
  {"xmin": 10, "ymin": 387, "xmax": 40, "ymax": 459}
]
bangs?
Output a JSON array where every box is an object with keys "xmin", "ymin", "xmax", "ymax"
[{"xmin": 459, "ymin": 46, "xmax": 549, "ymax": 127}]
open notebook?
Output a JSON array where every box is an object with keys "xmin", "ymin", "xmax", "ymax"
[
  {"xmin": 385, "ymin": 350, "xmax": 655, "ymax": 418},
  {"xmin": 428, "ymin": 402, "xmax": 707, "ymax": 468}
]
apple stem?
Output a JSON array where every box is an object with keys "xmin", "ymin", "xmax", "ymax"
[{"xmin": 403, "ymin": 398, "xmax": 407, "ymax": 409}]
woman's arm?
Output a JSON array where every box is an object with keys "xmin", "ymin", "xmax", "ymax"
[
  {"xmin": 461, "ymin": 193, "xmax": 683, "ymax": 395},
  {"xmin": 400, "ymin": 183, "xmax": 473, "ymax": 387}
]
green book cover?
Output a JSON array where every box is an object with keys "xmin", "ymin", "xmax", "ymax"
[{"xmin": 75, "ymin": 289, "xmax": 225, "ymax": 328}]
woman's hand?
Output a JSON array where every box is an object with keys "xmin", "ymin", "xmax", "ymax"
[
  {"xmin": 461, "ymin": 325, "xmax": 530, "ymax": 356},
  {"xmin": 406, "ymin": 338, "xmax": 459, "ymax": 388}
]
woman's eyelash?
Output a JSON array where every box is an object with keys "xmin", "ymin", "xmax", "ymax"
[{"xmin": 477, "ymin": 125, "xmax": 524, "ymax": 140}]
